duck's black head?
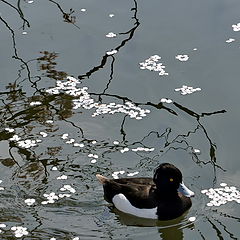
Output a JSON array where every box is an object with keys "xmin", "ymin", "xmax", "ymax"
[{"xmin": 153, "ymin": 163, "xmax": 183, "ymax": 194}]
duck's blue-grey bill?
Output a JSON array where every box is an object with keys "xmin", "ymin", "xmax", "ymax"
[{"xmin": 178, "ymin": 182, "xmax": 195, "ymax": 197}]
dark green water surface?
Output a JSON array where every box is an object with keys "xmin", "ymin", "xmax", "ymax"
[{"xmin": 0, "ymin": 0, "xmax": 240, "ymax": 239}]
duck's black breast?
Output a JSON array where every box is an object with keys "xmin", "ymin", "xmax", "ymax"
[{"xmin": 103, "ymin": 177, "xmax": 159, "ymax": 209}]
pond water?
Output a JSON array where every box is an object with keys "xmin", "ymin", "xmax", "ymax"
[{"xmin": 0, "ymin": 0, "xmax": 240, "ymax": 239}]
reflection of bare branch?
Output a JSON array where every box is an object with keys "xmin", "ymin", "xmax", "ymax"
[
  {"xmin": 0, "ymin": 0, "xmax": 30, "ymax": 28},
  {"xmin": 78, "ymin": 0, "xmax": 140, "ymax": 80},
  {"xmin": 48, "ymin": 0, "xmax": 80, "ymax": 29}
]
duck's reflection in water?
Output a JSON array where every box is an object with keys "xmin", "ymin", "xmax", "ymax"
[{"xmin": 112, "ymin": 208, "xmax": 194, "ymax": 240}]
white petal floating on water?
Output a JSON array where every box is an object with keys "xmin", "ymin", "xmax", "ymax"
[
  {"xmin": 109, "ymin": 13, "xmax": 115, "ymax": 17},
  {"xmin": 40, "ymin": 131, "xmax": 48, "ymax": 137},
  {"xmin": 90, "ymin": 159, "xmax": 97, "ymax": 164},
  {"xmin": 61, "ymin": 133, "xmax": 69, "ymax": 139},
  {"xmin": 106, "ymin": 49, "xmax": 118, "ymax": 55},
  {"xmin": 80, "ymin": 8, "xmax": 86, "ymax": 12},
  {"xmin": 51, "ymin": 166, "xmax": 58, "ymax": 171},
  {"xmin": 226, "ymin": 38, "xmax": 235, "ymax": 43},
  {"xmin": 175, "ymin": 85, "xmax": 201, "ymax": 95},
  {"xmin": 220, "ymin": 183, "xmax": 227, "ymax": 187},
  {"xmin": 175, "ymin": 54, "xmax": 189, "ymax": 62},
  {"xmin": 30, "ymin": 101, "xmax": 41, "ymax": 106},
  {"xmin": 24, "ymin": 198, "xmax": 36, "ymax": 206},
  {"xmin": 188, "ymin": 216, "xmax": 196, "ymax": 222},
  {"xmin": 0, "ymin": 224, "xmax": 6, "ymax": 228},
  {"xmin": 232, "ymin": 23, "xmax": 240, "ymax": 32},
  {"xmin": 106, "ymin": 32, "xmax": 117, "ymax": 38},
  {"xmin": 5, "ymin": 128, "xmax": 14, "ymax": 132},
  {"xmin": 57, "ymin": 175, "xmax": 68, "ymax": 180}
]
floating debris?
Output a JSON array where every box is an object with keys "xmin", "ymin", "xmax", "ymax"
[
  {"xmin": 109, "ymin": 13, "xmax": 115, "ymax": 18},
  {"xmin": 51, "ymin": 166, "xmax": 58, "ymax": 171},
  {"xmin": 22, "ymin": 31, "xmax": 27, "ymax": 35},
  {"xmin": 80, "ymin": 8, "xmax": 86, "ymax": 12},
  {"xmin": 24, "ymin": 198, "xmax": 36, "ymax": 206},
  {"xmin": 175, "ymin": 54, "xmax": 189, "ymax": 62},
  {"xmin": 30, "ymin": 101, "xmax": 41, "ymax": 106},
  {"xmin": 175, "ymin": 85, "xmax": 201, "ymax": 95},
  {"xmin": 90, "ymin": 159, "xmax": 97, "ymax": 164},
  {"xmin": 232, "ymin": 23, "xmax": 240, "ymax": 32},
  {"xmin": 106, "ymin": 32, "xmax": 117, "ymax": 38},
  {"xmin": 28, "ymin": 0, "xmax": 34, "ymax": 3},
  {"xmin": 11, "ymin": 226, "xmax": 29, "ymax": 238},
  {"xmin": 113, "ymin": 141, "xmax": 119, "ymax": 145},
  {"xmin": 193, "ymin": 48, "xmax": 198, "ymax": 51},
  {"xmin": 226, "ymin": 38, "xmax": 235, "ymax": 43},
  {"xmin": 106, "ymin": 49, "xmax": 118, "ymax": 55},
  {"xmin": 201, "ymin": 183, "xmax": 240, "ymax": 206},
  {"xmin": 139, "ymin": 55, "xmax": 169, "ymax": 76},
  {"xmin": 160, "ymin": 98, "xmax": 173, "ymax": 104},
  {"xmin": 88, "ymin": 153, "xmax": 99, "ymax": 159},
  {"xmin": 5, "ymin": 127, "xmax": 14, "ymax": 133}
]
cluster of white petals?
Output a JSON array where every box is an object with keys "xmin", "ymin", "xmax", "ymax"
[
  {"xmin": 139, "ymin": 55, "xmax": 169, "ymax": 76},
  {"xmin": 106, "ymin": 32, "xmax": 117, "ymax": 38},
  {"xmin": 131, "ymin": 147, "xmax": 154, "ymax": 152},
  {"xmin": 11, "ymin": 226, "xmax": 28, "ymax": 238},
  {"xmin": 106, "ymin": 49, "xmax": 118, "ymax": 55},
  {"xmin": 9, "ymin": 134, "xmax": 21, "ymax": 141},
  {"xmin": 232, "ymin": 23, "xmax": 240, "ymax": 31},
  {"xmin": 24, "ymin": 198, "xmax": 36, "ymax": 206},
  {"xmin": 127, "ymin": 171, "xmax": 139, "ymax": 177},
  {"xmin": 5, "ymin": 127, "xmax": 14, "ymax": 133},
  {"xmin": 160, "ymin": 98, "xmax": 173, "ymax": 103},
  {"xmin": 175, "ymin": 54, "xmax": 189, "ymax": 62},
  {"xmin": 60, "ymin": 184, "xmax": 76, "ymax": 193},
  {"xmin": 175, "ymin": 85, "xmax": 201, "ymax": 95},
  {"xmin": 120, "ymin": 147, "xmax": 129, "ymax": 153},
  {"xmin": 201, "ymin": 183, "xmax": 240, "ymax": 206},
  {"xmin": 40, "ymin": 131, "xmax": 48, "ymax": 137},
  {"xmin": 112, "ymin": 170, "xmax": 125, "ymax": 179},
  {"xmin": 17, "ymin": 139, "xmax": 41, "ymax": 148},
  {"xmin": 57, "ymin": 175, "xmax": 68, "ymax": 180},
  {"xmin": 30, "ymin": 101, "xmax": 42, "ymax": 106},
  {"xmin": 46, "ymin": 76, "xmax": 151, "ymax": 120},
  {"xmin": 226, "ymin": 38, "xmax": 235, "ymax": 43},
  {"xmin": 41, "ymin": 192, "xmax": 59, "ymax": 204}
]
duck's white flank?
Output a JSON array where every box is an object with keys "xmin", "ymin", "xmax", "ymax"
[{"xmin": 112, "ymin": 194, "xmax": 158, "ymax": 219}]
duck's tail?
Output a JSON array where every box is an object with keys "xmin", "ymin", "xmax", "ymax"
[{"xmin": 96, "ymin": 174, "xmax": 109, "ymax": 184}]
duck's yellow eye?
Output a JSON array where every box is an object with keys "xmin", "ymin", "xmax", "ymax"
[{"xmin": 169, "ymin": 178, "xmax": 174, "ymax": 182}]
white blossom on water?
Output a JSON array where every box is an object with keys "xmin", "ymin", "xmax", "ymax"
[
  {"xmin": 46, "ymin": 77, "xmax": 150, "ymax": 120},
  {"xmin": 106, "ymin": 32, "xmax": 117, "ymax": 38},
  {"xmin": 46, "ymin": 120, "xmax": 54, "ymax": 124},
  {"xmin": 160, "ymin": 98, "xmax": 173, "ymax": 104},
  {"xmin": 106, "ymin": 49, "xmax": 118, "ymax": 55},
  {"xmin": 60, "ymin": 184, "xmax": 76, "ymax": 193},
  {"xmin": 61, "ymin": 133, "xmax": 69, "ymax": 139},
  {"xmin": 226, "ymin": 38, "xmax": 235, "ymax": 43},
  {"xmin": 24, "ymin": 198, "xmax": 36, "ymax": 206},
  {"xmin": 5, "ymin": 127, "xmax": 14, "ymax": 133},
  {"xmin": 73, "ymin": 143, "xmax": 84, "ymax": 147},
  {"xmin": 66, "ymin": 138, "xmax": 75, "ymax": 144},
  {"xmin": 80, "ymin": 8, "xmax": 86, "ymax": 12},
  {"xmin": 112, "ymin": 170, "xmax": 125, "ymax": 179},
  {"xmin": 193, "ymin": 148, "xmax": 201, "ymax": 154},
  {"xmin": 9, "ymin": 134, "xmax": 21, "ymax": 141},
  {"xmin": 41, "ymin": 192, "xmax": 59, "ymax": 204},
  {"xmin": 232, "ymin": 23, "xmax": 240, "ymax": 32},
  {"xmin": 109, "ymin": 14, "xmax": 115, "ymax": 18},
  {"xmin": 188, "ymin": 216, "xmax": 196, "ymax": 222},
  {"xmin": 51, "ymin": 166, "xmax": 58, "ymax": 171},
  {"xmin": 113, "ymin": 141, "xmax": 119, "ymax": 145},
  {"xmin": 131, "ymin": 147, "xmax": 154, "ymax": 152},
  {"xmin": 201, "ymin": 183, "xmax": 240, "ymax": 206},
  {"xmin": 57, "ymin": 175, "xmax": 68, "ymax": 180},
  {"xmin": 139, "ymin": 55, "xmax": 168, "ymax": 76},
  {"xmin": 0, "ymin": 224, "xmax": 6, "ymax": 228},
  {"xmin": 17, "ymin": 139, "xmax": 37, "ymax": 148},
  {"xmin": 175, "ymin": 54, "xmax": 189, "ymax": 62},
  {"xmin": 28, "ymin": 0, "xmax": 34, "ymax": 3},
  {"xmin": 90, "ymin": 159, "xmax": 97, "ymax": 164},
  {"xmin": 175, "ymin": 85, "xmax": 201, "ymax": 95},
  {"xmin": 120, "ymin": 147, "xmax": 129, "ymax": 153},
  {"xmin": 30, "ymin": 101, "xmax": 42, "ymax": 106},
  {"xmin": 11, "ymin": 226, "xmax": 28, "ymax": 238},
  {"xmin": 40, "ymin": 131, "xmax": 48, "ymax": 137},
  {"xmin": 127, "ymin": 171, "xmax": 139, "ymax": 177}
]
